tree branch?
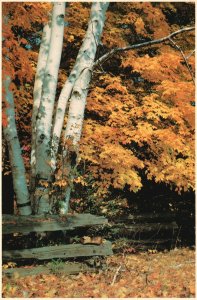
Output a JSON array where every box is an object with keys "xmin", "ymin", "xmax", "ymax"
[
  {"xmin": 168, "ymin": 37, "xmax": 195, "ymax": 84},
  {"xmin": 94, "ymin": 26, "xmax": 195, "ymax": 67},
  {"xmin": 186, "ymin": 49, "xmax": 195, "ymax": 60},
  {"xmin": 111, "ymin": 265, "xmax": 122, "ymax": 286}
]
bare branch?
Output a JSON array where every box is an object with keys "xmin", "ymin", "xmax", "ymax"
[
  {"xmin": 186, "ymin": 49, "xmax": 195, "ymax": 60},
  {"xmin": 168, "ymin": 37, "xmax": 195, "ymax": 84},
  {"xmin": 111, "ymin": 265, "xmax": 122, "ymax": 286},
  {"xmin": 94, "ymin": 26, "xmax": 195, "ymax": 67}
]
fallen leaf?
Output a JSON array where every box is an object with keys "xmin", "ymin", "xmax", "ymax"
[{"xmin": 80, "ymin": 236, "xmax": 103, "ymax": 245}]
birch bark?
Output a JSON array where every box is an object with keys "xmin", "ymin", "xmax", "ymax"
[
  {"xmin": 34, "ymin": 2, "xmax": 65, "ymax": 214},
  {"xmin": 3, "ymin": 76, "xmax": 32, "ymax": 215},
  {"xmin": 59, "ymin": 2, "xmax": 109, "ymax": 214},
  {"xmin": 51, "ymin": 2, "xmax": 109, "ymax": 172},
  {"xmin": 30, "ymin": 23, "xmax": 51, "ymax": 209}
]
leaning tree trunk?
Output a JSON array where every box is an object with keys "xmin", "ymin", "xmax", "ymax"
[
  {"xmin": 34, "ymin": 2, "xmax": 65, "ymax": 214},
  {"xmin": 3, "ymin": 76, "xmax": 32, "ymax": 215},
  {"xmin": 59, "ymin": 2, "xmax": 109, "ymax": 214},
  {"xmin": 30, "ymin": 23, "xmax": 51, "ymax": 211}
]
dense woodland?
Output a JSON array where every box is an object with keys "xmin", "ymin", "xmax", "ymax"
[{"xmin": 2, "ymin": 2, "xmax": 195, "ymax": 298}]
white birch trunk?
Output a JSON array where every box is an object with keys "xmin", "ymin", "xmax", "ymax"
[
  {"xmin": 3, "ymin": 76, "xmax": 32, "ymax": 215},
  {"xmin": 30, "ymin": 23, "xmax": 51, "ymax": 209},
  {"xmin": 34, "ymin": 2, "xmax": 65, "ymax": 214},
  {"xmin": 59, "ymin": 2, "xmax": 109, "ymax": 214},
  {"xmin": 51, "ymin": 2, "xmax": 109, "ymax": 173}
]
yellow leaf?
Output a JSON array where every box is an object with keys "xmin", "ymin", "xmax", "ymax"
[
  {"xmin": 68, "ymin": 35, "xmax": 74, "ymax": 42},
  {"xmin": 189, "ymin": 283, "xmax": 195, "ymax": 295},
  {"xmin": 45, "ymin": 289, "xmax": 57, "ymax": 297}
]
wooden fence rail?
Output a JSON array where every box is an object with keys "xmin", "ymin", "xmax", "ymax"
[
  {"xmin": 3, "ymin": 262, "xmax": 96, "ymax": 278},
  {"xmin": 2, "ymin": 213, "xmax": 108, "ymax": 234},
  {"xmin": 3, "ymin": 241, "xmax": 113, "ymax": 260},
  {"xmin": 115, "ymin": 212, "xmax": 177, "ymax": 223}
]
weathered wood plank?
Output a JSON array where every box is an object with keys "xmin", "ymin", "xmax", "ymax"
[
  {"xmin": 116, "ymin": 213, "xmax": 177, "ymax": 223},
  {"xmin": 114, "ymin": 222, "xmax": 178, "ymax": 233},
  {"xmin": 118, "ymin": 238, "xmax": 174, "ymax": 245},
  {"xmin": 2, "ymin": 213, "xmax": 108, "ymax": 234},
  {"xmin": 3, "ymin": 262, "xmax": 95, "ymax": 277},
  {"xmin": 3, "ymin": 241, "xmax": 113, "ymax": 260}
]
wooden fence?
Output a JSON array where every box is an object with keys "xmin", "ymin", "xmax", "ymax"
[
  {"xmin": 2, "ymin": 211, "xmax": 187, "ymax": 277},
  {"xmin": 85, "ymin": 212, "xmax": 179, "ymax": 252},
  {"xmin": 2, "ymin": 213, "xmax": 113, "ymax": 276},
  {"xmin": 2, "ymin": 213, "xmax": 113, "ymax": 259}
]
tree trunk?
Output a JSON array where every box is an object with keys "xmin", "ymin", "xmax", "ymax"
[
  {"xmin": 52, "ymin": 3, "xmax": 107, "ymax": 170},
  {"xmin": 30, "ymin": 23, "xmax": 51, "ymax": 211},
  {"xmin": 34, "ymin": 2, "xmax": 65, "ymax": 214},
  {"xmin": 60, "ymin": 2, "xmax": 109, "ymax": 214},
  {"xmin": 3, "ymin": 76, "xmax": 32, "ymax": 215}
]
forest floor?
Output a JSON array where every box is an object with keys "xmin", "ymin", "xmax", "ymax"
[{"xmin": 2, "ymin": 247, "xmax": 195, "ymax": 298}]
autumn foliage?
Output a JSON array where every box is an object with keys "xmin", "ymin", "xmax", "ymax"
[
  {"xmin": 2, "ymin": 2, "xmax": 195, "ymax": 205},
  {"xmin": 79, "ymin": 2, "xmax": 195, "ymax": 198}
]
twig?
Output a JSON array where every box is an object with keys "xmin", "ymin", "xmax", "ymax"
[
  {"xmin": 174, "ymin": 225, "xmax": 181, "ymax": 249},
  {"xmin": 94, "ymin": 26, "xmax": 195, "ymax": 67},
  {"xmin": 168, "ymin": 37, "xmax": 195, "ymax": 84},
  {"xmin": 170, "ymin": 260, "xmax": 195, "ymax": 269},
  {"xmin": 186, "ymin": 49, "xmax": 195, "ymax": 60},
  {"xmin": 111, "ymin": 265, "xmax": 122, "ymax": 286}
]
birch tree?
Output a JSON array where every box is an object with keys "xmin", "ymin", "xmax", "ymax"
[
  {"xmin": 33, "ymin": 2, "xmax": 65, "ymax": 214},
  {"xmin": 32, "ymin": 2, "xmax": 109, "ymax": 214},
  {"xmin": 30, "ymin": 23, "xmax": 51, "ymax": 210},
  {"xmin": 53, "ymin": 2, "xmax": 109, "ymax": 214},
  {"xmin": 3, "ymin": 76, "xmax": 32, "ymax": 215}
]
